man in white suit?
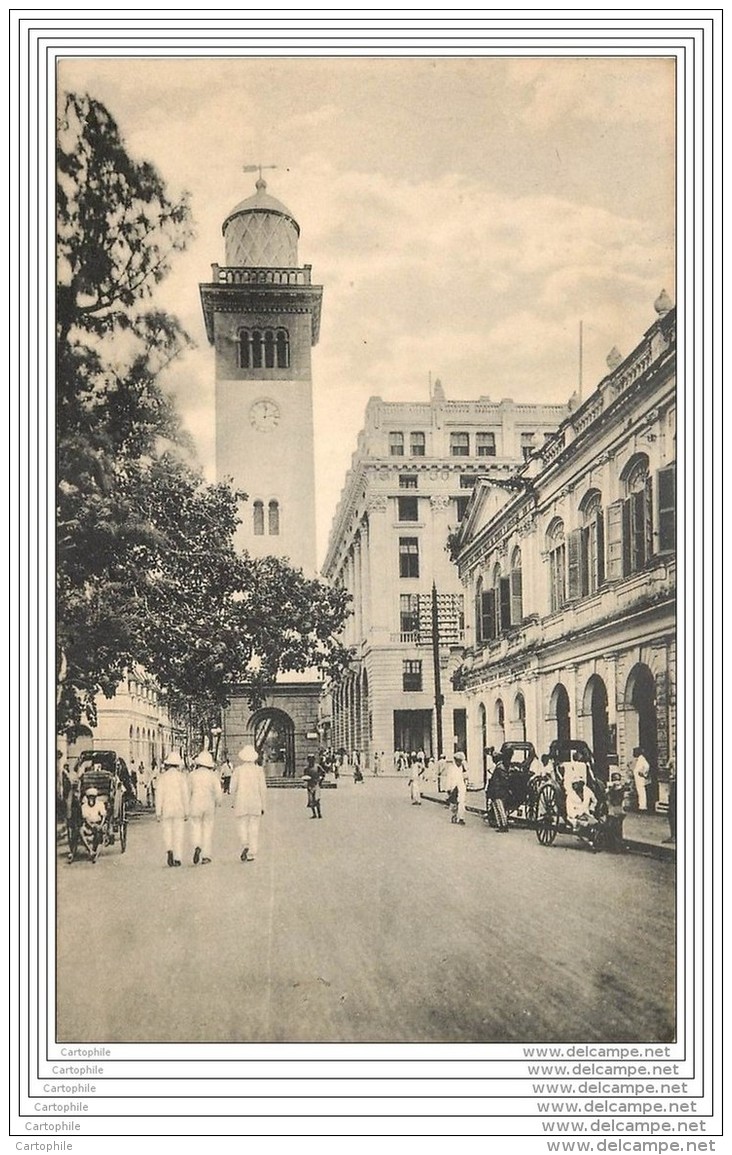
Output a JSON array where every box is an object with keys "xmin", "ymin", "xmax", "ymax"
[
  {"xmin": 155, "ymin": 751, "xmax": 189, "ymax": 867},
  {"xmin": 230, "ymin": 745, "xmax": 267, "ymax": 863},
  {"xmin": 188, "ymin": 749, "xmax": 222, "ymax": 865}
]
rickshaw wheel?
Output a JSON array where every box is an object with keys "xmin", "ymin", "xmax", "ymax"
[{"xmin": 535, "ymin": 782, "xmax": 560, "ymax": 846}]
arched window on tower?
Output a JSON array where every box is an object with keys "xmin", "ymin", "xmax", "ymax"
[
  {"xmin": 253, "ymin": 501, "xmax": 264, "ymax": 535},
  {"xmin": 276, "ymin": 328, "xmax": 290, "ymax": 368},
  {"xmin": 238, "ymin": 329, "xmax": 253, "ymax": 369},
  {"xmin": 268, "ymin": 500, "xmax": 280, "ymax": 535},
  {"xmin": 239, "ymin": 327, "xmax": 290, "ymax": 370}
]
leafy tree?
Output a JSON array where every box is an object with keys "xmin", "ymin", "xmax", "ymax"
[{"xmin": 56, "ymin": 92, "xmax": 352, "ymax": 737}]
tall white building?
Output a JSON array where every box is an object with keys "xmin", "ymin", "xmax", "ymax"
[{"xmin": 322, "ymin": 385, "xmax": 569, "ymax": 768}]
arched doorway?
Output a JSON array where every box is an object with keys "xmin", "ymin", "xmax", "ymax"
[
  {"xmin": 494, "ymin": 699, "xmax": 506, "ymax": 749},
  {"xmin": 549, "ymin": 683, "xmax": 571, "ymax": 744},
  {"xmin": 625, "ymin": 664, "xmax": 658, "ymax": 772},
  {"xmin": 247, "ymin": 707, "xmax": 296, "ymax": 778},
  {"xmin": 512, "ymin": 692, "xmax": 527, "ymax": 743},
  {"xmin": 584, "ymin": 674, "xmax": 610, "ymax": 780}
]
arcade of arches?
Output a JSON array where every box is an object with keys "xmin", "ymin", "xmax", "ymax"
[{"xmin": 470, "ymin": 656, "xmax": 671, "ymax": 785}]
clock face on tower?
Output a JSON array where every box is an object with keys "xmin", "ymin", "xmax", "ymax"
[{"xmin": 249, "ymin": 398, "xmax": 280, "ymax": 432}]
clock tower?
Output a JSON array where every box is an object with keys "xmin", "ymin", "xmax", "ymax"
[{"xmin": 200, "ymin": 176, "xmax": 322, "ymax": 573}]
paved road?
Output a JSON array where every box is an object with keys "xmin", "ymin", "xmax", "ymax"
[{"xmin": 56, "ymin": 778, "xmax": 675, "ymax": 1044}]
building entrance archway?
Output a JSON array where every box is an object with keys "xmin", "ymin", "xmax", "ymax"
[
  {"xmin": 247, "ymin": 707, "xmax": 296, "ymax": 778},
  {"xmin": 584, "ymin": 674, "xmax": 610, "ymax": 779},
  {"xmin": 548, "ymin": 683, "xmax": 571, "ymax": 744},
  {"xmin": 624, "ymin": 664, "xmax": 658, "ymax": 772}
]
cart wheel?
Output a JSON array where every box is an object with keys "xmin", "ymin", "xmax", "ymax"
[{"xmin": 535, "ymin": 782, "xmax": 560, "ymax": 846}]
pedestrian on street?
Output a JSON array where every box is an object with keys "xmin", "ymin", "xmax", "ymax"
[
  {"xmin": 303, "ymin": 754, "xmax": 325, "ymax": 815},
  {"xmin": 220, "ymin": 756, "xmax": 233, "ymax": 795},
  {"xmin": 155, "ymin": 751, "xmax": 190, "ymax": 867},
  {"xmin": 408, "ymin": 754, "xmax": 424, "ymax": 805},
  {"xmin": 486, "ymin": 747, "xmax": 511, "ymax": 832},
  {"xmin": 604, "ymin": 766, "xmax": 627, "ymax": 852},
  {"xmin": 188, "ymin": 749, "xmax": 222, "ymax": 865},
  {"xmin": 443, "ymin": 751, "xmax": 469, "ymax": 825},
  {"xmin": 631, "ymin": 746, "xmax": 652, "ymax": 812},
  {"xmin": 230, "ymin": 745, "xmax": 267, "ymax": 862}
]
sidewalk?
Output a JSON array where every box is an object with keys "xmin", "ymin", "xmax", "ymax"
[{"xmin": 420, "ymin": 790, "xmax": 676, "ymax": 862}]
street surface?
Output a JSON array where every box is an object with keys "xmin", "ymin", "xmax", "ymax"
[{"xmin": 56, "ymin": 777, "xmax": 675, "ymax": 1044}]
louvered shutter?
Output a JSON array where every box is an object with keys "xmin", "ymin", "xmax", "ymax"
[
  {"xmin": 606, "ymin": 500, "xmax": 625, "ymax": 580},
  {"xmin": 596, "ymin": 508, "xmax": 606, "ymax": 586},
  {"xmin": 567, "ymin": 528, "xmax": 582, "ymax": 600},
  {"xmin": 500, "ymin": 577, "xmax": 512, "ymax": 631},
  {"xmin": 657, "ymin": 466, "xmax": 676, "ymax": 553}
]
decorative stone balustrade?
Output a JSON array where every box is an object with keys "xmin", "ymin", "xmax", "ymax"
[{"xmin": 210, "ymin": 264, "xmax": 312, "ymax": 286}]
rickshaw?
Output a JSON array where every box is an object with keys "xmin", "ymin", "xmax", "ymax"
[
  {"xmin": 65, "ymin": 751, "xmax": 130, "ymax": 863},
  {"xmin": 533, "ymin": 739, "xmax": 610, "ymax": 850},
  {"xmin": 484, "ymin": 741, "xmax": 543, "ymax": 829}
]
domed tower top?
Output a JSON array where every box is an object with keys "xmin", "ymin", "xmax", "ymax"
[{"xmin": 222, "ymin": 177, "xmax": 301, "ymax": 268}]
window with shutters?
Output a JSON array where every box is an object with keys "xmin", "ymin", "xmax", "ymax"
[
  {"xmin": 399, "ymin": 537, "xmax": 419, "ymax": 578},
  {"xmin": 623, "ymin": 455, "xmax": 653, "ymax": 574},
  {"xmin": 510, "ymin": 547, "xmax": 523, "ymax": 624},
  {"xmin": 492, "ymin": 564, "xmax": 512, "ymax": 636},
  {"xmin": 520, "ymin": 431, "xmax": 536, "ymax": 461},
  {"xmin": 577, "ymin": 491, "xmax": 605, "ymax": 597},
  {"xmin": 657, "ymin": 464, "xmax": 676, "ymax": 553},
  {"xmin": 410, "ymin": 431, "xmax": 426, "ymax": 457},
  {"xmin": 268, "ymin": 499, "xmax": 280, "ymax": 535},
  {"xmin": 475, "ymin": 576, "xmax": 496, "ymax": 643},
  {"xmin": 253, "ymin": 500, "xmax": 264, "ymax": 535},
  {"xmin": 547, "ymin": 519, "xmax": 567, "ymax": 613},
  {"xmin": 389, "ymin": 431, "xmax": 405, "ymax": 456},
  {"xmin": 402, "ymin": 660, "xmax": 423, "ymax": 692}
]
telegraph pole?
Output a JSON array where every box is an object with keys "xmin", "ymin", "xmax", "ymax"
[{"xmin": 431, "ymin": 582, "xmax": 444, "ymax": 758}]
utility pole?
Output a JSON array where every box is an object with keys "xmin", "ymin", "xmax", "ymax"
[{"xmin": 431, "ymin": 582, "xmax": 444, "ymax": 758}]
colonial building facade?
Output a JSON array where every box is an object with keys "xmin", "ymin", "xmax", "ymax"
[
  {"xmin": 453, "ymin": 295, "xmax": 676, "ymax": 798},
  {"xmin": 322, "ymin": 386, "xmax": 569, "ymax": 770}
]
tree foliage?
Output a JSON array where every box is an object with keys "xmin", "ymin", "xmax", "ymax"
[{"xmin": 56, "ymin": 93, "xmax": 352, "ymax": 736}]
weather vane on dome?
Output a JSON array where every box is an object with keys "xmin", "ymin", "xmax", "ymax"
[{"xmin": 243, "ymin": 163, "xmax": 278, "ymax": 183}]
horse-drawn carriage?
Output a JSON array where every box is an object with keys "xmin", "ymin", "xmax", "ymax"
[
  {"xmin": 65, "ymin": 751, "xmax": 131, "ymax": 863},
  {"xmin": 533, "ymin": 739, "xmax": 621, "ymax": 851}
]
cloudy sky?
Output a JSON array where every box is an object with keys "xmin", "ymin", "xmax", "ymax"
[{"xmin": 58, "ymin": 55, "xmax": 675, "ymax": 565}]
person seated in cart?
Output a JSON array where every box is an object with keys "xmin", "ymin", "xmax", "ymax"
[
  {"xmin": 564, "ymin": 773, "xmax": 600, "ymax": 841},
  {"xmin": 79, "ymin": 765, "xmax": 114, "ymax": 837}
]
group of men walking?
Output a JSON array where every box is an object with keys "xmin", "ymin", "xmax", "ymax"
[{"xmin": 154, "ymin": 745, "xmax": 267, "ymax": 867}]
